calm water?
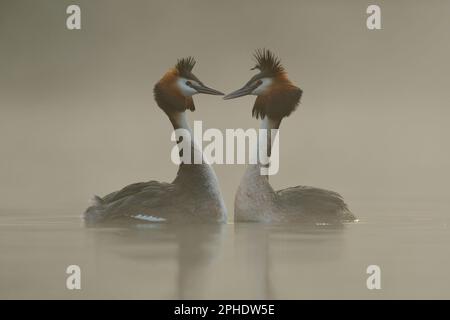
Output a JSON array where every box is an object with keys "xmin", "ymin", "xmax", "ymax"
[{"xmin": 1, "ymin": 203, "xmax": 449, "ymax": 299}]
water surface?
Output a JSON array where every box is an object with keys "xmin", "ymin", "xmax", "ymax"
[{"xmin": 1, "ymin": 204, "xmax": 449, "ymax": 299}]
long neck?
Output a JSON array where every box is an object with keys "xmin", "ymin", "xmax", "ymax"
[
  {"xmin": 236, "ymin": 116, "xmax": 281, "ymax": 210},
  {"xmin": 169, "ymin": 111, "xmax": 191, "ymax": 131},
  {"xmin": 259, "ymin": 116, "xmax": 281, "ymax": 159},
  {"xmin": 248, "ymin": 116, "xmax": 282, "ymax": 178},
  {"xmin": 168, "ymin": 111, "xmax": 227, "ymax": 219},
  {"xmin": 169, "ymin": 112, "xmax": 203, "ymax": 165},
  {"xmin": 168, "ymin": 112, "xmax": 216, "ymax": 183}
]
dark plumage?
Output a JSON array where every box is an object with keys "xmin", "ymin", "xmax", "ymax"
[
  {"xmin": 276, "ymin": 186, "xmax": 354, "ymax": 222},
  {"xmin": 175, "ymin": 57, "xmax": 196, "ymax": 77},
  {"xmin": 252, "ymin": 49, "xmax": 285, "ymax": 76},
  {"xmin": 252, "ymin": 84, "xmax": 302, "ymax": 120},
  {"xmin": 175, "ymin": 57, "xmax": 203, "ymax": 85}
]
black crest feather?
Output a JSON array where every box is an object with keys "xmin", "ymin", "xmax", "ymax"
[
  {"xmin": 252, "ymin": 49, "xmax": 284, "ymax": 75},
  {"xmin": 175, "ymin": 57, "xmax": 196, "ymax": 77}
]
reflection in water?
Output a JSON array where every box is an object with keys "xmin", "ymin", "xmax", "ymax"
[
  {"xmin": 86, "ymin": 221, "xmax": 346, "ymax": 299},
  {"xmin": 174, "ymin": 224, "xmax": 224, "ymax": 299},
  {"xmin": 234, "ymin": 223, "xmax": 346, "ymax": 299},
  {"xmin": 87, "ymin": 222, "xmax": 225, "ymax": 299},
  {"xmin": 1, "ymin": 211, "xmax": 450, "ymax": 299}
]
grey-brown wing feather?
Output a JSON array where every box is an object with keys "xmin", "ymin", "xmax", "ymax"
[
  {"xmin": 276, "ymin": 186, "xmax": 355, "ymax": 221},
  {"xmin": 102, "ymin": 182, "xmax": 152, "ymax": 203},
  {"xmin": 85, "ymin": 180, "xmax": 176, "ymax": 223}
]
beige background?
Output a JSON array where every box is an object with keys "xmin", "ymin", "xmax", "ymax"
[{"xmin": 1, "ymin": 0, "xmax": 449, "ymax": 220}]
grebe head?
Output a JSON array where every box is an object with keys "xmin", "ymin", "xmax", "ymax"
[
  {"xmin": 224, "ymin": 49, "xmax": 303, "ymax": 120},
  {"xmin": 154, "ymin": 57, "xmax": 223, "ymax": 115}
]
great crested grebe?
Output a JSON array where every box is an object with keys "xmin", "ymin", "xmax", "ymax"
[
  {"xmin": 84, "ymin": 57, "xmax": 227, "ymax": 224},
  {"xmin": 224, "ymin": 49, "xmax": 355, "ymax": 223}
]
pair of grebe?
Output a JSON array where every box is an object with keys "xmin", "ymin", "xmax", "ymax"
[{"xmin": 84, "ymin": 50, "xmax": 355, "ymax": 224}]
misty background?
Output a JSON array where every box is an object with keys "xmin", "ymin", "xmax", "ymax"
[{"xmin": 1, "ymin": 0, "xmax": 449, "ymax": 220}]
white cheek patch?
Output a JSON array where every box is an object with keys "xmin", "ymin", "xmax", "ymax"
[
  {"xmin": 252, "ymin": 78, "xmax": 273, "ymax": 95},
  {"xmin": 177, "ymin": 77, "xmax": 198, "ymax": 96}
]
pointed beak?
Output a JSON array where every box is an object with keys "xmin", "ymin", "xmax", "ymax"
[
  {"xmin": 223, "ymin": 82, "xmax": 259, "ymax": 100},
  {"xmin": 191, "ymin": 83, "xmax": 224, "ymax": 95}
]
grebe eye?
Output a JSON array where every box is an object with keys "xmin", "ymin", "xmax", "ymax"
[{"xmin": 185, "ymin": 80, "xmax": 192, "ymax": 86}]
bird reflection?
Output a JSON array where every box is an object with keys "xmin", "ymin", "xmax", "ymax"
[
  {"xmin": 85, "ymin": 221, "xmax": 347, "ymax": 299},
  {"xmin": 86, "ymin": 222, "xmax": 224, "ymax": 299},
  {"xmin": 233, "ymin": 222, "xmax": 347, "ymax": 299}
]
